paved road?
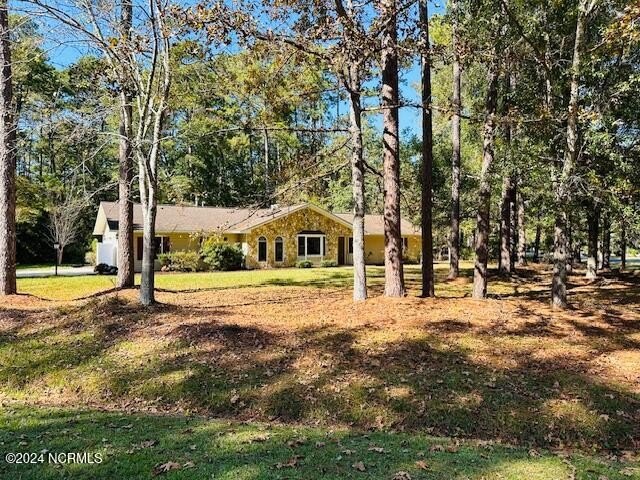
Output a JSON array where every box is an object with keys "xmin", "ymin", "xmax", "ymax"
[{"xmin": 17, "ymin": 266, "xmax": 96, "ymax": 278}]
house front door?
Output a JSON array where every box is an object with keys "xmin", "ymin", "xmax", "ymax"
[{"xmin": 338, "ymin": 236, "xmax": 345, "ymax": 265}]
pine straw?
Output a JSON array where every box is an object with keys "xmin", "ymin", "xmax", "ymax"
[{"xmin": 1, "ymin": 265, "xmax": 639, "ymax": 451}]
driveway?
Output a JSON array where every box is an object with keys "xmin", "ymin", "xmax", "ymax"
[{"xmin": 17, "ymin": 266, "xmax": 96, "ymax": 278}]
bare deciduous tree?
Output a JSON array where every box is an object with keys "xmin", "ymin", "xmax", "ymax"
[
  {"xmin": 46, "ymin": 192, "xmax": 88, "ymax": 265},
  {"xmin": 29, "ymin": 0, "xmax": 176, "ymax": 305}
]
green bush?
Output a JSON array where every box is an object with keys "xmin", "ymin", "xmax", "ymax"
[
  {"xmin": 158, "ymin": 251, "xmax": 200, "ymax": 272},
  {"xmin": 201, "ymin": 239, "xmax": 244, "ymax": 271},
  {"xmin": 320, "ymin": 259, "xmax": 338, "ymax": 267},
  {"xmin": 296, "ymin": 260, "xmax": 313, "ymax": 268}
]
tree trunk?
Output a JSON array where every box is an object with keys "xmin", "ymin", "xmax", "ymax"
[
  {"xmin": 420, "ymin": 0, "xmax": 434, "ymax": 297},
  {"xmin": 263, "ymin": 127, "xmax": 270, "ymax": 197},
  {"xmin": 533, "ymin": 218, "xmax": 541, "ymax": 263},
  {"xmin": 448, "ymin": 0, "xmax": 461, "ymax": 280},
  {"xmin": 117, "ymin": 0, "xmax": 134, "ymax": 288},
  {"xmin": 602, "ymin": 214, "xmax": 610, "ymax": 270},
  {"xmin": 620, "ymin": 221, "xmax": 626, "ymax": 271},
  {"xmin": 507, "ymin": 70, "xmax": 517, "ymax": 273},
  {"xmin": 472, "ymin": 56, "xmax": 499, "ymax": 299},
  {"xmin": 0, "ymin": 0, "xmax": 16, "ymax": 295},
  {"xmin": 346, "ymin": 66, "xmax": 367, "ymax": 301},
  {"xmin": 380, "ymin": 0, "xmax": 405, "ymax": 297},
  {"xmin": 574, "ymin": 244, "xmax": 581, "ymax": 263},
  {"xmin": 516, "ymin": 191, "xmax": 526, "ymax": 266},
  {"xmin": 552, "ymin": 0, "xmax": 590, "ymax": 308},
  {"xmin": 57, "ymin": 246, "xmax": 63, "ymax": 266},
  {"xmin": 498, "ymin": 175, "xmax": 514, "ymax": 275},
  {"xmin": 139, "ymin": 198, "xmax": 156, "ymax": 306},
  {"xmin": 566, "ymin": 217, "xmax": 573, "ymax": 274},
  {"xmin": 586, "ymin": 205, "xmax": 599, "ymax": 279}
]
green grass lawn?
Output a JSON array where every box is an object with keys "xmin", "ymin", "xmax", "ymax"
[
  {"xmin": 0, "ymin": 405, "xmax": 635, "ymax": 480},
  {"xmin": 16, "ymin": 263, "xmax": 481, "ymax": 301},
  {"xmin": 16, "ymin": 266, "xmax": 357, "ymax": 300}
]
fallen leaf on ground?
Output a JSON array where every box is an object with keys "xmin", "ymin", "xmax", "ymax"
[
  {"xmin": 352, "ymin": 461, "xmax": 366, "ymax": 472},
  {"xmin": 152, "ymin": 461, "xmax": 181, "ymax": 476},
  {"xmin": 415, "ymin": 460, "xmax": 429, "ymax": 470},
  {"xmin": 392, "ymin": 472, "xmax": 412, "ymax": 480},
  {"xmin": 275, "ymin": 455, "xmax": 302, "ymax": 469}
]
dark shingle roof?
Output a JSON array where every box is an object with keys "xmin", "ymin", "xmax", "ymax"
[{"xmin": 98, "ymin": 201, "xmax": 420, "ymax": 236}]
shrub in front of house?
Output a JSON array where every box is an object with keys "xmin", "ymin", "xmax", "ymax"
[
  {"xmin": 158, "ymin": 251, "xmax": 200, "ymax": 272},
  {"xmin": 296, "ymin": 260, "xmax": 313, "ymax": 268},
  {"xmin": 85, "ymin": 250, "xmax": 96, "ymax": 266},
  {"xmin": 201, "ymin": 239, "xmax": 244, "ymax": 271},
  {"xmin": 320, "ymin": 259, "xmax": 338, "ymax": 267}
]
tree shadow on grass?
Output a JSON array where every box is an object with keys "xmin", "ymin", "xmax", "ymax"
[
  {"xmin": 7, "ymin": 404, "xmax": 632, "ymax": 480},
  {"xmin": 1, "ymin": 288, "xmax": 639, "ymax": 456}
]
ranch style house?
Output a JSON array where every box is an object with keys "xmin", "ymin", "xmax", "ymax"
[{"xmin": 93, "ymin": 201, "xmax": 422, "ymax": 271}]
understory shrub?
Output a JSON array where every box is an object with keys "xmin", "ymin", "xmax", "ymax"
[
  {"xmin": 158, "ymin": 251, "xmax": 200, "ymax": 272},
  {"xmin": 320, "ymin": 259, "xmax": 338, "ymax": 267},
  {"xmin": 201, "ymin": 239, "xmax": 244, "ymax": 271},
  {"xmin": 296, "ymin": 260, "xmax": 313, "ymax": 268}
]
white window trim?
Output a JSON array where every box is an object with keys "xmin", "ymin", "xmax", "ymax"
[
  {"xmin": 274, "ymin": 236, "xmax": 284, "ymax": 263},
  {"xmin": 297, "ymin": 234, "xmax": 326, "ymax": 259},
  {"xmin": 258, "ymin": 236, "xmax": 268, "ymax": 262}
]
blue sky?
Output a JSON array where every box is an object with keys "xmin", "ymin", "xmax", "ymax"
[{"xmin": 28, "ymin": 0, "xmax": 445, "ymax": 137}]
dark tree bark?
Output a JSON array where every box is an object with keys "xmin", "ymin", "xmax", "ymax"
[
  {"xmin": 533, "ymin": 217, "xmax": 541, "ymax": 263},
  {"xmin": 516, "ymin": 191, "xmax": 526, "ymax": 266},
  {"xmin": 552, "ymin": 0, "xmax": 592, "ymax": 308},
  {"xmin": 0, "ymin": 0, "xmax": 16, "ymax": 295},
  {"xmin": 472, "ymin": 56, "xmax": 499, "ymax": 299},
  {"xmin": 566, "ymin": 217, "xmax": 573, "ymax": 274},
  {"xmin": 380, "ymin": 0, "xmax": 405, "ymax": 297},
  {"xmin": 574, "ymin": 243, "xmax": 581, "ymax": 264},
  {"xmin": 345, "ymin": 65, "xmax": 367, "ymax": 301},
  {"xmin": 602, "ymin": 214, "xmax": 610, "ymax": 270},
  {"xmin": 117, "ymin": 0, "xmax": 135, "ymax": 289},
  {"xmin": 263, "ymin": 127, "xmax": 270, "ymax": 196},
  {"xmin": 586, "ymin": 205, "xmax": 599, "ymax": 279},
  {"xmin": 420, "ymin": 0, "xmax": 434, "ymax": 297},
  {"xmin": 620, "ymin": 221, "xmax": 626, "ymax": 271},
  {"xmin": 507, "ymin": 70, "xmax": 517, "ymax": 273},
  {"xmin": 448, "ymin": 0, "xmax": 461, "ymax": 280}
]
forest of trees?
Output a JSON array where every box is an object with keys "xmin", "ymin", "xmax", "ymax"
[{"xmin": 0, "ymin": 0, "xmax": 638, "ymax": 306}]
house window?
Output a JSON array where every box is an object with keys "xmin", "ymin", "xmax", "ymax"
[
  {"xmin": 297, "ymin": 234, "xmax": 325, "ymax": 258},
  {"xmin": 137, "ymin": 236, "xmax": 170, "ymax": 261},
  {"xmin": 258, "ymin": 236, "xmax": 267, "ymax": 262},
  {"xmin": 275, "ymin": 236, "xmax": 284, "ymax": 262},
  {"xmin": 348, "ymin": 237, "xmax": 353, "ymax": 254}
]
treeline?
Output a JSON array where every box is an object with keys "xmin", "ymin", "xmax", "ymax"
[{"xmin": 0, "ymin": 0, "xmax": 637, "ymax": 307}]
